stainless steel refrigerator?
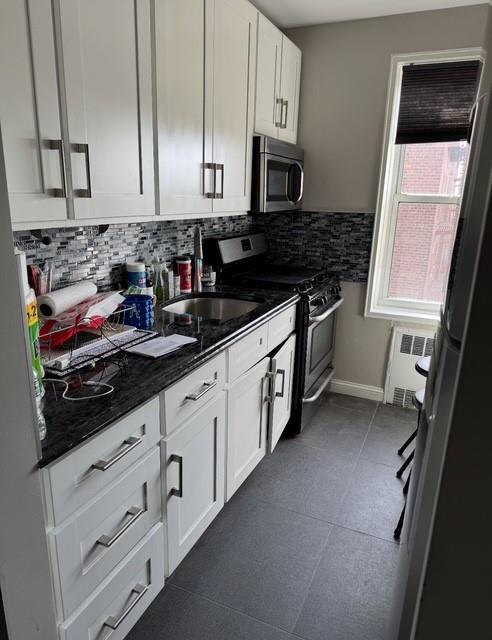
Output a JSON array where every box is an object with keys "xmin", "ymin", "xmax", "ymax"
[{"xmin": 391, "ymin": 86, "xmax": 492, "ymax": 639}]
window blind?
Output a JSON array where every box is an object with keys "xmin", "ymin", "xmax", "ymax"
[{"xmin": 395, "ymin": 60, "xmax": 481, "ymax": 145}]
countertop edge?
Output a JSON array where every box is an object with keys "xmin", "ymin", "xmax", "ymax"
[{"xmin": 39, "ymin": 294, "xmax": 299, "ymax": 468}]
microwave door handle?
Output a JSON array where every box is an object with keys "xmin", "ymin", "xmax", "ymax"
[
  {"xmin": 309, "ymin": 298, "xmax": 344, "ymax": 324},
  {"xmin": 286, "ymin": 161, "xmax": 304, "ymax": 205}
]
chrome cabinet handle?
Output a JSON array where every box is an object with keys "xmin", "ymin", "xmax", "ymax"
[
  {"xmin": 275, "ymin": 369, "xmax": 286, "ymax": 398},
  {"xmin": 92, "ymin": 436, "xmax": 142, "ymax": 471},
  {"xmin": 264, "ymin": 371, "xmax": 275, "ymax": 404},
  {"xmin": 309, "ymin": 298, "xmax": 344, "ymax": 325},
  {"xmin": 71, "ymin": 142, "xmax": 92, "ymax": 197},
  {"xmin": 203, "ymin": 162, "xmax": 216, "ymax": 198},
  {"xmin": 275, "ymin": 97, "xmax": 284, "ymax": 127},
  {"xmin": 215, "ymin": 164, "xmax": 224, "ymax": 199},
  {"xmin": 45, "ymin": 139, "xmax": 67, "ymax": 197},
  {"xmin": 103, "ymin": 583, "xmax": 149, "ymax": 630},
  {"xmin": 185, "ymin": 379, "xmax": 217, "ymax": 401},
  {"xmin": 282, "ymin": 99, "xmax": 289, "ymax": 129},
  {"xmin": 96, "ymin": 506, "xmax": 145, "ymax": 547},
  {"xmin": 170, "ymin": 454, "xmax": 183, "ymax": 498}
]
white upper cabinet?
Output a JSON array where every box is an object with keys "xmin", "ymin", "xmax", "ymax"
[
  {"xmin": 155, "ymin": 0, "xmax": 212, "ymax": 216},
  {"xmin": 254, "ymin": 14, "xmax": 302, "ymax": 144},
  {"xmin": 278, "ymin": 36, "xmax": 302, "ymax": 143},
  {"xmin": 155, "ymin": 0, "xmax": 257, "ymax": 216},
  {"xmin": 58, "ymin": 0, "xmax": 154, "ymax": 219},
  {"xmin": 210, "ymin": 0, "xmax": 257, "ymax": 213},
  {"xmin": 0, "ymin": 0, "xmax": 68, "ymax": 225},
  {"xmin": 255, "ymin": 14, "xmax": 283, "ymax": 139}
]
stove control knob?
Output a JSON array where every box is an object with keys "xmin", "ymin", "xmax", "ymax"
[{"xmin": 313, "ymin": 297, "xmax": 324, "ymax": 306}]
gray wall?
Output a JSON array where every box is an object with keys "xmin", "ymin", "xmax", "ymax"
[{"xmin": 286, "ymin": 4, "xmax": 490, "ymax": 390}]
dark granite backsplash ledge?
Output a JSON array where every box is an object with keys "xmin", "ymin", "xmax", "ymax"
[{"xmin": 13, "ymin": 211, "xmax": 374, "ymax": 288}]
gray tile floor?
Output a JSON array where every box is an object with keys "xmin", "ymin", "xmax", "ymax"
[{"xmin": 127, "ymin": 392, "xmax": 416, "ymax": 640}]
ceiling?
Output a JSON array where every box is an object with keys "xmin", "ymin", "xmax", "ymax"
[{"xmin": 251, "ymin": 0, "xmax": 484, "ymax": 28}]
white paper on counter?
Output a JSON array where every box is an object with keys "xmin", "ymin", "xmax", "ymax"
[{"xmin": 125, "ymin": 334, "xmax": 197, "ymax": 358}]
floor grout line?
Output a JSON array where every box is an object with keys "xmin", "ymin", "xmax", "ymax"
[{"xmin": 168, "ymin": 583, "xmax": 311, "ymax": 639}]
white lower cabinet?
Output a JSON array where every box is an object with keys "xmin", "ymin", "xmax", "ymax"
[
  {"xmin": 164, "ymin": 392, "xmax": 226, "ymax": 574},
  {"xmin": 226, "ymin": 357, "xmax": 270, "ymax": 500},
  {"xmin": 268, "ymin": 334, "xmax": 296, "ymax": 453},
  {"xmin": 60, "ymin": 523, "xmax": 164, "ymax": 640},
  {"xmin": 51, "ymin": 447, "xmax": 161, "ymax": 619}
]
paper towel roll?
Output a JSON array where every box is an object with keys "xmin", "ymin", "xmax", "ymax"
[{"xmin": 38, "ymin": 282, "xmax": 98, "ymax": 317}]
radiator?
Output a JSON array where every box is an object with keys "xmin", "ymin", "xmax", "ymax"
[{"xmin": 384, "ymin": 327, "xmax": 435, "ymax": 408}]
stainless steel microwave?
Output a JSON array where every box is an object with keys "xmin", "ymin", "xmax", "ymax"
[{"xmin": 251, "ymin": 135, "xmax": 304, "ymax": 213}]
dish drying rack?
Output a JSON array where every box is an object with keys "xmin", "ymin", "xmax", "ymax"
[{"xmin": 40, "ymin": 303, "xmax": 157, "ymax": 376}]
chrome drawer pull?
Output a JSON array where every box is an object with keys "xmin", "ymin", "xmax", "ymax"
[
  {"xmin": 96, "ymin": 506, "xmax": 145, "ymax": 548},
  {"xmin": 103, "ymin": 583, "xmax": 149, "ymax": 630},
  {"xmin": 170, "ymin": 454, "xmax": 183, "ymax": 498},
  {"xmin": 185, "ymin": 379, "xmax": 217, "ymax": 401},
  {"xmin": 92, "ymin": 436, "xmax": 142, "ymax": 471},
  {"xmin": 275, "ymin": 369, "xmax": 286, "ymax": 398}
]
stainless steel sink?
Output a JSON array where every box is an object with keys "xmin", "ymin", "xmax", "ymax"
[{"xmin": 162, "ymin": 297, "xmax": 261, "ymax": 321}]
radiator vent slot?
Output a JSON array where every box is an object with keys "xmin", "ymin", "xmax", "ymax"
[
  {"xmin": 386, "ymin": 327, "xmax": 436, "ymax": 407},
  {"xmin": 399, "ymin": 334, "xmax": 435, "ymax": 358},
  {"xmin": 393, "ymin": 387, "xmax": 416, "ymax": 409}
]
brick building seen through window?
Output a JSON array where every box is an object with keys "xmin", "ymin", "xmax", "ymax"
[{"xmin": 388, "ymin": 141, "xmax": 469, "ymax": 304}]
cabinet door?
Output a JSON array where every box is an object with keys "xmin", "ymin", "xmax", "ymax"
[
  {"xmin": 255, "ymin": 14, "xmax": 282, "ymax": 138},
  {"xmin": 58, "ymin": 0, "xmax": 154, "ymax": 219},
  {"xmin": 226, "ymin": 357, "xmax": 269, "ymax": 500},
  {"xmin": 209, "ymin": 0, "xmax": 257, "ymax": 213},
  {"xmin": 268, "ymin": 334, "xmax": 296, "ymax": 453},
  {"xmin": 165, "ymin": 393, "xmax": 225, "ymax": 574},
  {"xmin": 278, "ymin": 36, "xmax": 301, "ymax": 144},
  {"xmin": 0, "ymin": 0, "xmax": 67, "ymax": 225},
  {"xmin": 155, "ymin": 0, "xmax": 213, "ymax": 216}
]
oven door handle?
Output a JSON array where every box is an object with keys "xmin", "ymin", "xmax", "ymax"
[
  {"xmin": 303, "ymin": 366, "xmax": 335, "ymax": 404},
  {"xmin": 310, "ymin": 297, "xmax": 344, "ymax": 324}
]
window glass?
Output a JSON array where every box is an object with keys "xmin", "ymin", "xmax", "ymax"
[
  {"xmin": 388, "ymin": 202, "xmax": 460, "ymax": 303},
  {"xmin": 400, "ymin": 141, "xmax": 469, "ymax": 197}
]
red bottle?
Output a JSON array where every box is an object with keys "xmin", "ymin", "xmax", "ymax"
[{"xmin": 175, "ymin": 256, "xmax": 192, "ymax": 293}]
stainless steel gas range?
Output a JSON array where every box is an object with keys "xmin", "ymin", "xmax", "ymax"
[{"xmin": 204, "ymin": 232, "xmax": 343, "ymax": 434}]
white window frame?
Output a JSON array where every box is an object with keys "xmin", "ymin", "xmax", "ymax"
[{"xmin": 365, "ymin": 48, "xmax": 485, "ymax": 324}]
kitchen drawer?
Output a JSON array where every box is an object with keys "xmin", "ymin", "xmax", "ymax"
[
  {"xmin": 227, "ymin": 324, "xmax": 268, "ymax": 382},
  {"xmin": 268, "ymin": 304, "xmax": 296, "ymax": 352},
  {"xmin": 52, "ymin": 447, "xmax": 161, "ymax": 619},
  {"xmin": 59, "ymin": 523, "xmax": 164, "ymax": 640},
  {"xmin": 161, "ymin": 352, "xmax": 226, "ymax": 435},
  {"xmin": 45, "ymin": 397, "xmax": 160, "ymax": 526}
]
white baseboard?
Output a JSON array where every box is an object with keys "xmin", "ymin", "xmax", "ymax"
[{"xmin": 330, "ymin": 378, "xmax": 384, "ymax": 403}]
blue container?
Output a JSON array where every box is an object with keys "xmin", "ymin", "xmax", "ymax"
[{"xmin": 124, "ymin": 295, "xmax": 154, "ymax": 330}]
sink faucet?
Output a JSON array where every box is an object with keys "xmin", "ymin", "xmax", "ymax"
[{"xmin": 194, "ymin": 226, "xmax": 203, "ymax": 293}]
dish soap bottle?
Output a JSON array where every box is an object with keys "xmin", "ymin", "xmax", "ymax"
[{"xmin": 152, "ymin": 258, "xmax": 164, "ymax": 302}]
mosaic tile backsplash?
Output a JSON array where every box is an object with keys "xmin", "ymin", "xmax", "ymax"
[
  {"xmin": 13, "ymin": 211, "xmax": 374, "ymax": 289},
  {"xmin": 14, "ymin": 216, "xmax": 253, "ymax": 290},
  {"xmin": 254, "ymin": 211, "xmax": 374, "ymax": 283}
]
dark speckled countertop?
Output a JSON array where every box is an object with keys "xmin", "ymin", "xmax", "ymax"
[{"xmin": 39, "ymin": 286, "xmax": 299, "ymax": 467}]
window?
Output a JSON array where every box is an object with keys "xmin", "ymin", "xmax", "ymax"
[{"xmin": 366, "ymin": 50, "xmax": 482, "ymax": 323}]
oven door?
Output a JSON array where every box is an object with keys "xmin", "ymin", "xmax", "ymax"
[
  {"xmin": 261, "ymin": 153, "xmax": 303, "ymax": 212},
  {"xmin": 304, "ymin": 298, "xmax": 343, "ymax": 397}
]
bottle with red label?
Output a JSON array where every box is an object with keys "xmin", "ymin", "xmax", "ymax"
[{"xmin": 175, "ymin": 256, "xmax": 192, "ymax": 293}]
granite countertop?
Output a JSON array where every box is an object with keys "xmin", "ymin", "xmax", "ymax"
[{"xmin": 39, "ymin": 286, "xmax": 299, "ymax": 467}]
